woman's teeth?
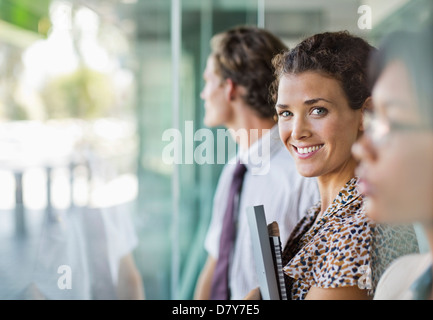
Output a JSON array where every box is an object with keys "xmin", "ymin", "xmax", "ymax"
[{"xmin": 297, "ymin": 145, "xmax": 323, "ymax": 154}]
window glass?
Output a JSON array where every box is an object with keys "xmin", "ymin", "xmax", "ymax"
[{"xmin": 0, "ymin": 0, "xmax": 430, "ymax": 300}]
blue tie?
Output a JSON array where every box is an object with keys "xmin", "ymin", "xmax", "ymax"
[{"xmin": 210, "ymin": 161, "xmax": 247, "ymax": 300}]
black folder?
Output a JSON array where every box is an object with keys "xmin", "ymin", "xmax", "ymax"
[{"xmin": 247, "ymin": 205, "xmax": 287, "ymax": 300}]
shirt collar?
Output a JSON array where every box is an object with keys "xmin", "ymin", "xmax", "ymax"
[
  {"xmin": 332, "ymin": 176, "xmax": 361, "ymax": 209},
  {"xmin": 301, "ymin": 177, "xmax": 362, "ymax": 242},
  {"xmin": 238, "ymin": 124, "xmax": 281, "ymax": 176},
  {"xmin": 312, "ymin": 177, "xmax": 362, "ymax": 219}
]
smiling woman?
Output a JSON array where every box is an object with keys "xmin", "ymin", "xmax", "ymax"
[
  {"xmin": 248, "ymin": 31, "xmax": 420, "ymax": 300},
  {"xmin": 275, "ymin": 71, "xmax": 363, "ymax": 180},
  {"xmin": 271, "ymin": 31, "xmax": 373, "ymax": 211}
]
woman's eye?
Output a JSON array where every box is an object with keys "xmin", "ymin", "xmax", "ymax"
[
  {"xmin": 278, "ymin": 110, "xmax": 293, "ymax": 118},
  {"xmin": 311, "ymin": 107, "xmax": 327, "ymax": 116}
]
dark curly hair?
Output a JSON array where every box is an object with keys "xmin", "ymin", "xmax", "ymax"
[
  {"xmin": 210, "ymin": 25, "xmax": 288, "ymax": 119},
  {"xmin": 271, "ymin": 31, "xmax": 376, "ymax": 111}
]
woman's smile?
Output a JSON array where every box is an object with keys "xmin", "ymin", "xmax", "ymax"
[{"xmin": 292, "ymin": 144, "xmax": 324, "ymax": 159}]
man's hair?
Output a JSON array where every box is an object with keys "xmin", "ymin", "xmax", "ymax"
[
  {"xmin": 271, "ymin": 31, "xmax": 376, "ymax": 110},
  {"xmin": 210, "ymin": 25, "xmax": 288, "ymax": 119}
]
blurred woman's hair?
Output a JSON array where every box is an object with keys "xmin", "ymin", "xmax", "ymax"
[
  {"xmin": 210, "ymin": 25, "xmax": 288, "ymax": 119},
  {"xmin": 368, "ymin": 25, "xmax": 433, "ymax": 127},
  {"xmin": 271, "ymin": 31, "xmax": 376, "ymax": 110}
]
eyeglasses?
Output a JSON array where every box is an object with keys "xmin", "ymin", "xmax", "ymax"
[
  {"xmin": 363, "ymin": 110, "xmax": 390, "ymax": 145},
  {"xmin": 363, "ymin": 109, "xmax": 432, "ymax": 145}
]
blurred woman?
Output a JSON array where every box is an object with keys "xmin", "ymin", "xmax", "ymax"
[{"xmin": 352, "ymin": 26, "xmax": 433, "ymax": 300}]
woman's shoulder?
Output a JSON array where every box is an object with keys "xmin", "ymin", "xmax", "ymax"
[{"xmin": 374, "ymin": 253, "xmax": 432, "ymax": 300}]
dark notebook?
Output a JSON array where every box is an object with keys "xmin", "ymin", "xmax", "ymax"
[{"xmin": 247, "ymin": 205, "xmax": 287, "ymax": 300}]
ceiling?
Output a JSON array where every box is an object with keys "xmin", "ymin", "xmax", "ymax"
[
  {"xmin": 1, "ymin": 0, "xmax": 425, "ymax": 49},
  {"xmin": 82, "ymin": 0, "xmax": 412, "ymax": 44}
]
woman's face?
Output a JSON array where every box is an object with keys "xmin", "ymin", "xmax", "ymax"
[
  {"xmin": 352, "ymin": 60, "xmax": 433, "ymax": 224},
  {"xmin": 276, "ymin": 72, "xmax": 363, "ymax": 179}
]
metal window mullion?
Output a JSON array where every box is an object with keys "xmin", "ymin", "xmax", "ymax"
[
  {"xmin": 170, "ymin": 0, "xmax": 182, "ymax": 301},
  {"xmin": 257, "ymin": 0, "xmax": 265, "ymax": 28}
]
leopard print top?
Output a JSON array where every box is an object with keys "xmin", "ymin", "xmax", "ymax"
[{"xmin": 282, "ymin": 177, "xmax": 419, "ymax": 300}]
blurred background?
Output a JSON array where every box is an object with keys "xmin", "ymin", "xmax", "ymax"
[{"xmin": 0, "ymin": 0, "xmax": 431, "ymax": 300}]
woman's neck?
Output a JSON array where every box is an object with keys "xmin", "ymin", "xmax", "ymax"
[{"xmin": 316, "ymin": 158, "xmax": 358, "ymax": 218}]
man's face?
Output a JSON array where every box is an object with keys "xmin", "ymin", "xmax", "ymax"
[{"xmin": 200, "ymin": 56, "xmax": 233, "ymax": 128}]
